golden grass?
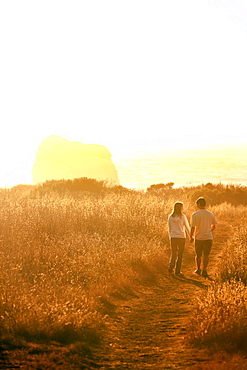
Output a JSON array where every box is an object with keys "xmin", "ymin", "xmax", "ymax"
[
  {"xmin": 1, "ymin": 182, "xmax": 247, "ymax": 360},
  {"xmin": 189, "ymin": 280, "xmax": 247, "ymax": 349},
  {"xmin": 189, "ymin": 206, "xmax": 247, "ymax": 350},
  {"xmin": 216, "ymin": 226, "xmax": 247, "ymax": 284},
  {"xmin": 0, "ymin": 188, "xmax": 179, "ymax": 346}
]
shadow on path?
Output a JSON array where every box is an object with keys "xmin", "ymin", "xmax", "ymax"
[{"xmin": 171, "ymin": 274, "xmax": 208, "ymax": 289}]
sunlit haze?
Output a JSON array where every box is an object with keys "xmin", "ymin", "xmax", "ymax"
[{"xmin": 0, "ymin": 0, "xmax": 247, "ymax": 188}]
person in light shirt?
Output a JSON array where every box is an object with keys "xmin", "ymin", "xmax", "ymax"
[
  {"xmin": 168, "ymin": 202, "xmax": 190, "ymax": 276},
  {"xmin": 190, "ymin": 197, "xmax": 217, "ymax": 278}
]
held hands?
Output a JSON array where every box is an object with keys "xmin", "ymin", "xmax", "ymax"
[{"xmin": 190, "ymin": 237, "xmax": 194, "ymax": 243}]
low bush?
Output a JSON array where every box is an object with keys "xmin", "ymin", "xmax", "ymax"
[
  {"xmin": 146, "ymin": 182, "xmax": 247, "ymax": 206},
  {"xmin": 188, "ymin": 184, "xmax": 247, "ymax": 206},
  {"xmin": 33, "ymin": 177, "xmax": 107, "ymax": 195}
]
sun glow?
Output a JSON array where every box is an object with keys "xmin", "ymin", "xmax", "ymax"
[{"xmin": 0, "ymin": 0, "xmax": 247, "ymax": 188}]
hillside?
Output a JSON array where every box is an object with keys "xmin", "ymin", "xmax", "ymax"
[{"xmin": 0, "ymin": 181, "xmax": 247, "ymax": 368}]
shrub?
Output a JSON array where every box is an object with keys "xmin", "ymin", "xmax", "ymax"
[
  {"xmin": 188, "ymin": 184, "xmax": 247, "ymax": 206},
  {"xmin": 33, "ymin": 177, "xmax": 107, "ymax": 195},
  {"xmin": 147, "ymin": 182, "xmax": 174, "ymax": 192}
]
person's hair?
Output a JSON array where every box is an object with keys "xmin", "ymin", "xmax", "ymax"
[
  {"xmin": 196, "ymin": 197, "xmax": 206, "ymax": 208},
  {"xmin": 171, "ymin": 202, "xmax": 183, "ymax": 217}
]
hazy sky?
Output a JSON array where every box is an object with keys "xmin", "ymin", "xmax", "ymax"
[{"xmin": 1, "ymin": 0, "xmax": 247, "ymax": 186}]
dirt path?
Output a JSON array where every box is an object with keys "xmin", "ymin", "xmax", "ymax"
[
  {"xmin": 93, "ymin": 221, "xmax": 230, "ymax": 369},
  {"xmin": 96, "ymin": 277, "xmax": 209, "ymax": 369}
]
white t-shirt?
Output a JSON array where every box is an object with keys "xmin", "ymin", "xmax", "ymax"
[
  {"xmin": 168, "ymin": 214, "xmax": 190, "ymax": 238},
  {"xmin": 191, "ymin": 209, "xmax": 217, "ymax": 240}
]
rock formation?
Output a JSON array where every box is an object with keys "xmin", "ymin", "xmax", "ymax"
[{"xmin": 32, "ymin": 135, "xmax": 119, "ymax": 185}]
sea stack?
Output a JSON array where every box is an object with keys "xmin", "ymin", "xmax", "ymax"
[{"xmin": 32, "ymin": 135, "xmax": 119, "ymax": 185}]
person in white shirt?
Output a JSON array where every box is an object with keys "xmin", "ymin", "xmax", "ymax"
[
  {"xmin": 190, "ymin": 197, "xmax": 217, "ymax": 278},
  {"xmin": 168, "ymin": 202, "xmax": 190, "ymax": 276}
]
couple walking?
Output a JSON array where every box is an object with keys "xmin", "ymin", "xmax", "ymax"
[{"xmin": 168, "ymin": 197, "xmax": 217, "ymax": 278}]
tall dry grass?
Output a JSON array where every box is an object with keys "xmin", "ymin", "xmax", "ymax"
[
  {"xmin": 189, "ymin": 280, "xmax": 247, "ymax": 349},
  {"xmin": 189, "ymin": 203, "xmax": 247, "ymax": 350},
  {"xmin": 3, "ymin": 183, "xmax": 245, "ymax": 352},
  {"xmin": 0, "ymin": 187, "xmax": 184, "ymax": 345}
]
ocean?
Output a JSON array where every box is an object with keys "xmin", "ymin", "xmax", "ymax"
[{"xmin": 113, "ymin": 144, "xmax": 247, "ymax": 190}]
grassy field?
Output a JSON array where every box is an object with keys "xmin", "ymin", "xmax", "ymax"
[
  {"xmin": 0, "ymin": 184, "xmax": 171, "ymax": 343},
  {"xmin": 0, "ymin": 179, "xmax": 247, "ymax": 368}
]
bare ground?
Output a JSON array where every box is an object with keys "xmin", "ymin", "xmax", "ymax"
[{"xmin": 1, "ymin": 221, "xmax": 247, "ymax": 369}]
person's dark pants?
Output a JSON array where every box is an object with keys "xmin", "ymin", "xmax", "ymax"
[{"xmin": 169, "ymin": 238, "xmax": 185, "ymax": 274}]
